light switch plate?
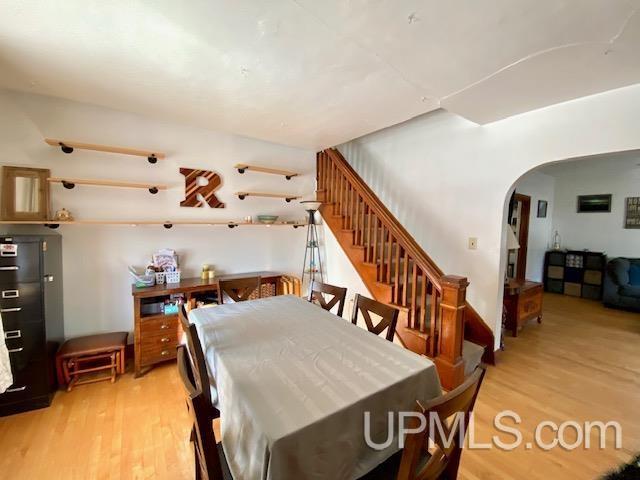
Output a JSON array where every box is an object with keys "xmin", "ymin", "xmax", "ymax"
[{"xmin": 468, "ymin": 237, "xmax": 478, "ymax": 250}]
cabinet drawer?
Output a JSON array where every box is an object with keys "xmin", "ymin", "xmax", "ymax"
[
  {"xmin": 139, "ymin": 343, "xmax": 178, "ymax": 366},
  {"xmin": 0, "ymin": 239, "xmax": 41, "ymax": 285},
  {"xmin": 0, "ymin": 360, "xmax": 49, "ymax": 406},
  {"xmin": 0, "ymin": 282, "xmax": 43, "ymax": 329},
  {"xmin": 139, "ymin": 329, "xmax": 179, "ymax": 366},
  {"xmin": 140, "ymin": 330, "xmax": 179, "ymax": 350},
  {"xmin": 5, "ymin": 322, "xmax": 46, "ymax": 373},
  {"xmin": 139, "ymin": 315, "xmax": 179, "ymax": 336}
]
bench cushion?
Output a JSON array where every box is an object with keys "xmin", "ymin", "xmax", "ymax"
[{"xmin": 58, "ymin": 332, "xmax": 128, "ymax": 358}]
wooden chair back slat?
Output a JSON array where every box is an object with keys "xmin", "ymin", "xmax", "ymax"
[
  {"xmin": 308, "ymin": 281, "xmax": 347, "ymax": 317},
  {"xmin": 397, "ymin": 365, "xmax": 487, "ymax": 480},
  {"xmin": 219, "ymin": 276, "xmax": 261, "ymax": 303},
  {"xmin": 179, "ymin": 304, "xmax": 219, "ymax": 419},
  {"xmin": 351, "ymin": 294, "xmax": 399, "ymax": 342},
  {"xmin": 177, "ymin": 345, "xmax": 225, "ymax": 480}
]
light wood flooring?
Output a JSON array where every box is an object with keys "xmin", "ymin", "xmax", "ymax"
[{"xmin": 0, "ymin": 293, "xmax": 638, "ymax": 479}]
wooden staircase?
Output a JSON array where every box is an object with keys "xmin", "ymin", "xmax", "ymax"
[{"xmin": 316, "ymin": 148, "xmax": 494, "ymax": 390}]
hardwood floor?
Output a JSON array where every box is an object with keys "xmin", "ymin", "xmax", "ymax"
[{"xmin": 0, "ymin": 293, "xmax": 638, "ymax": 479}]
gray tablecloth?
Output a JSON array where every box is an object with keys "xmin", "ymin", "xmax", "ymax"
[{"xmin": 189, "ymin": 295, "xmax": 441, "ymax": 480}]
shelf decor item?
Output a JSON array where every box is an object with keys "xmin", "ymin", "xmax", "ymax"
[
  {"xmin": 300, "ymin": 201, "xmax": 323, "ymax": 292},
  {"xmin": 257, "ymin": 215, "xmax": 278, "ymax": 224},
  {"xmin": 53, "ymin": 208, "xmax": 73, "ymax": 222}
]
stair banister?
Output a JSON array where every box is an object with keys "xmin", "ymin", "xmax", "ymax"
[{"xmin": 317, "ymin": 148, "xmax": 468, "ymax": 390}]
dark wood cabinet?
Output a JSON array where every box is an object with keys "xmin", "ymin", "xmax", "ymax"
[
  {"xmin": 503, "ymin": 280, "xmax": 543, "ymax": 337},
  {"xmin": 131, "ymin": 272, "xmax": 284, "ymax": 377},
  {"xmin": 0, "ymin": 234, "xmax": 64, "ymax": 416}
]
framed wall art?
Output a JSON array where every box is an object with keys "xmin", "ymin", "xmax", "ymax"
[{"xmin": 624, "ymin": 197, "xmax": 640, "ymax": 229}]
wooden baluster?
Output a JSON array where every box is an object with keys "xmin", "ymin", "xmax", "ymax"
[
  {"xmin": 402, "ymin": 250, "xmax": 410, "ymax": 307},
  {"xmin": 411, "ymin": 261, "xmax": 418, "ymax": 328},
  {"xmin": 332, "ymin": 160, "xmax": 337, "ymax": 205},
  {"xmin": 330, "ymin": 160, "xmax": 336, "ymax": 207},
  {"xmin": 356, "ymin": 195, "xmax": 362, "ymax": 245},
  {"xmin": 435, "ymin": 276, "xmax": 468, "ymax": 390},
  {"xmin": 316, "ymin": 151, "xmax": 321, "ymax": 192},
  {"xmin": 366, "ymin": 207, "xmax": 373, "ymax": 262},
  {"xmin": 343, "ymin": 183, "xmax": 348, "ymax": 229},
  {"xmin": 336, "ymin": 172, "xmax": 342, "ymax": 216},
  {"xmin": 420, "ymin": 271, "xmax": 428, "ymax": 334},
  {"xmin": 323, "ymin": 151, "xmax": 328, "ymax": 192},
  {"xmin": 429, "ymin": 286, "xmax": 438, "ymax": 356},
  {"xmin": 379, "ymin": 224, "xmax": 387, "ymax": 282},
  {"xmin": 359, "ymin": 196, "xmax": 365, "ymax": 246},
  {"xmin": 372, "ymin": 215, "xmax": 378, "ymax": 267},
  {"xmin": 386, "ymin": 234, "xmax": 393, "ymax": 284},
  {"xmin": 342, "ymin": 182, "xmax": 348, "ymax": 228},
  {"xmin": 394, "ymin": 244, "xmax": 402, "ymax": 305},
  {"xmin": 349, "ymin": 186, "xmax": 355, "ymax": 231}
]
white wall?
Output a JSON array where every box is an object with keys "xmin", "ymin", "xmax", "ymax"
[
  {"xmin": 337, "ymin": 84, "xmax": 640, "ymax": 349},
  {"xmin": 0, "ymin": 90, "xmax": 315, "ymax": 337},
  {"xmin": 512, "ymin": 172, "xmax": 556, "ymax": 282},
  {"xmin": 549, "ymin": 161, "xmax": 640, "ymax": 257}
]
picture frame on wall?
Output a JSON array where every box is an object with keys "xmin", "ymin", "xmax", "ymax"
[
  {"xmin": 537, "ymin": 200, "xmax": 548, "ymax": 218},
  {"xmin": 625, "ymin": 197, "xmax": 640, "ymax": 229},
  {"xmin": 577, "ymin": 194, "xmax": 612, "ymax": 213}
]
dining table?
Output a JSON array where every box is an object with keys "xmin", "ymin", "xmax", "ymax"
[{"xmin": 189, "ymin": 294, "xmax": 442, "ymax": 480}]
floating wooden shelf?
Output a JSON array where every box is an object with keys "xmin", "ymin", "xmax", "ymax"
[
  {"xmin": 44, "ymin": 139, "xmax": 165, "ymax": 164},
  {"xmin": 0, "ymin": 220, "xmax": 306, "ymax": 229},
  {"xmin": 236, "ymin": 191, "xmax": 301, "ymax": 202},
  {"xmin": 48, "ymin": 177, "xmax": 167, "ymax": 194},
  {"xmin": 234, "ymin": 164, "xmax": 299, "ymax": 180}
]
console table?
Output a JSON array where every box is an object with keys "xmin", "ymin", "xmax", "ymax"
[
  {"xmin": 131, "ymin": 271, "xmax": 284, "ymax": 377},
  {"xmin": 503, "ymin": 280, "xmax": 543, "ymax": 337}
]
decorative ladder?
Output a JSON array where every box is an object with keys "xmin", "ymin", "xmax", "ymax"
[{"xmin": 316, "ymin": 148, "xmax": 494, "ymax": 390}]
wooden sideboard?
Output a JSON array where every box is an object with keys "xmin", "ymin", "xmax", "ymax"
[
  {"xmin": 131, "ymin": 271, "xmax": 284, "ymax": 377},
  {"xmin": 503, "ymin": 280, "xmax": 543, "ymax": 337}
]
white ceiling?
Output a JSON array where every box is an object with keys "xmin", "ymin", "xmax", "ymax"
[{"xmin": 1, "ymin": 1, "xmax": 639, "ymax": 149}]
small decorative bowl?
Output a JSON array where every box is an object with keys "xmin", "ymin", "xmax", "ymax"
[{"xmin": 257, "ymin": 215, "xmax": 278, "ymax": 224}]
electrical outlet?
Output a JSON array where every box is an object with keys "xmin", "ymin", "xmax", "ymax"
[{"xmin": 468, "ymin": 237, "xmax": 478, "ymax": 250}]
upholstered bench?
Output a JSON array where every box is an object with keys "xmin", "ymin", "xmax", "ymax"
[{"xmin": 55, "ymin": 332, "xmax": 128, "ymax": 391}]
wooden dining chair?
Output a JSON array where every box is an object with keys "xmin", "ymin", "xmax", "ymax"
[
  {"xmin": 351, "ymin": 294, "xmax": 399, "ymax": 342},
  {"xmin": 218, "ymin": 276, "xmax": 261, "ymax": 303},
  {"xmin": 360, "ymin": 365, "xmax": 487, "ymax": 480},
  {"xmin": 177, "ymin": 345, "xmax": 232, "ymax": 480},
  {"xmin": 179, "ymin": 304, "xmax": 220, "ymax": 421},
  {"xmin": 308, "ymin": 281, "xmax": 348, "ymax": 316}
]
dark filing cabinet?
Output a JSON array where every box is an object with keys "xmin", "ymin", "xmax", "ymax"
[{"xmin": 0, "ymin": 234, "xmax": 64, "ymax": 416}]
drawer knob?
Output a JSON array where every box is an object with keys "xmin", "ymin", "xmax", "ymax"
[
  {"xmin": 160, "ymin": 324, "xmax": 170, "ymax": 329},
  {"xmin": 160, "ymin": 350, "xmax": 170, "ymax": 356},
  {"xmin": 160, "ymin": 337, "xmax": 171, "ymax": 343}
]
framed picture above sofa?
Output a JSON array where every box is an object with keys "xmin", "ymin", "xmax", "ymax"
[{"xmin": 577, "ymin": 194, "xmax": 612, "ymax": 213}]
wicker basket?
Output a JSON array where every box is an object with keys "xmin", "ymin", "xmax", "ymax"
[{"xmin": 165, "ymin": 271, "xmax": 181, "ymax": 284}]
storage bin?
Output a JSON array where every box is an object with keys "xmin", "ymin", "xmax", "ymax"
[
  {"xmin": 583, "ymin": 270, "xmax": 602, "ymax": 285},
  {"xmin": 547, "ymin": 265, "xmax": 564, "ymax": 280},
  {"xmin": 564, "ymin": 282, "xmax": 582, "ymax": 297},
  {"xmin": 165, "ymin": 271, "xmax": 181, "ymax": 284}
]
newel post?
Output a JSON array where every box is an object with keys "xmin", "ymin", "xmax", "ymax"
[{"xmin": 434, "ymin": 275, "xmax": 468, "ymax": 390}]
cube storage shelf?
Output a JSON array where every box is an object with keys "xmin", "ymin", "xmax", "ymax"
[{"xmin": 543, "ymin": 250, "xmax": 607, "ymax": 300}]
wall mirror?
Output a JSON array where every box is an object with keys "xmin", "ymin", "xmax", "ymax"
[{"xmin": 1, "ymin": 166, "xmax": 50, "ymax": 221}]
